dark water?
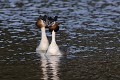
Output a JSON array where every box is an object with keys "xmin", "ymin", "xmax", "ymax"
[{"xmin": 0, "ymin": 0, "xmax": 120, "ymax": 80}]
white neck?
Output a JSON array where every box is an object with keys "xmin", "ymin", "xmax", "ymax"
[
  {"xmin": 46, "ymin": 30, "xmax": 61, "ymax": 55},
  {"xmin": 41, "ymin": 27, "xmax": 47, "ymax": 40},
  {"xmin": 36, "ymin": 27, "xmax": 49, "ymax": 51},
  {"xmin": 51, "ymin": 30, "xmax": 56, "ymax": 43}
]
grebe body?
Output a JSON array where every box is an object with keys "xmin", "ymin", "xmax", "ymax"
[
  {"xmin": 46, "ymin": 30, "xmax": 61, "ymax": 55},
  {"xmin": 36, "ymin": 16, "xmax": 49, "ymax": 51},
  {"xmin": 46, "ymin": 21, "xmax": 62, "ymax": 55},
  {"xmin": 36, "ymin": 27, "xmax": 49, "ymax": 51}
]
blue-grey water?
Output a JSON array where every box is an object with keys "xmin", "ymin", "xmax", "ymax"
[{"xmin": 0, "ymin": 0, "xmax": 120, "ymax": 80}]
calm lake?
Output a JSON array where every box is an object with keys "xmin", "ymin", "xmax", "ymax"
[{"xmin": 0, "ymin": 0, "xmax": 120, "ymax": 80}]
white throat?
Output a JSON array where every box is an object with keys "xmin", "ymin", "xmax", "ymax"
[
  {"xmin": 36, "ymin": 27, "xmax": 49, "ymax": 51},
  {"xmin": 51, "ymin": 30, "xmax": 56, "ymax": 43},
  {"xmin": 41, "ymin": 27, "xmax": 47, "ymax": 40},
  {"xmin": 46, "ymin": 30, "xmax": 61, "ymax": 55}
]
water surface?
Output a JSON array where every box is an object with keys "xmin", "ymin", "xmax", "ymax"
[{"xmin": 0, "ymin": 0, "xmax": 120, "ymax": 80}]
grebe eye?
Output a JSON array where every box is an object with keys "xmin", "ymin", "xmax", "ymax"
[{"xmin": 43, "ymin": 21, "xmax": 46, "ymax": 23}]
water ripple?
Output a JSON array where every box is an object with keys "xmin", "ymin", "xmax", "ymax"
[{"xmin": 0, "ymin": 0, "xmax": 120, "ymax": 80}]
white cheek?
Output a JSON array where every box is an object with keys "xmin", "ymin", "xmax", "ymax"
[
  {"xmin": 41, "ymin": 20, "xmax": 46, "ymax": 27},
  {"xmin": 42, "ymin": 21, "xmax": 46, "ymax": 26}
]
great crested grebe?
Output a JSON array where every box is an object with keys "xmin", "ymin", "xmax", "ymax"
[
  {"xmin": 46, "ymin": 21, "xmax": 62, "ymax": 55},
  {"xmin": 36, "ymin": 15, "xmax": 49, "ymax": 51}
]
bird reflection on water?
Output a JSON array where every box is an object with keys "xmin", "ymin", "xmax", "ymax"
[{"xmin": 37, "ymin": 50, "xmax": 61, "ymax": 80}]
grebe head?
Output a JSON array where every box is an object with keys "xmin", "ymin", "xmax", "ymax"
[
  {"xmin": 47, "ymin": 16, "xmax": 58, "ymax": 26},
  {"xmin": 36, "ymin": 15, "xmax": 48, "ymax": 28},
  {"xmin": 49, "ymin": 21, "xmax": 59, "ymax": 32}
]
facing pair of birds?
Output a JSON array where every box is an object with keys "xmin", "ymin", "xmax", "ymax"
[
  {"xmin": 36, "ymin": 15, "xmax": 59, "ymax": 32},
  {"xmin": 36, "ymin": 15, "xmax": 61, "ymax": 56}
]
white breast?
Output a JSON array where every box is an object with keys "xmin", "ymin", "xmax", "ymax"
[
  {"xmin": 36, "ymin": 27, "xmax": 49, "ymax": 51},
  {"xmin": 46, "ymin": 30, "xmax": 61, "ymax": 55},
  {"xmin": 47, "ymin": 42, "xmax": 61, "ymax": 55}
]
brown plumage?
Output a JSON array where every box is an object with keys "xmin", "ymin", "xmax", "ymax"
[
  {"xmin": 49, "ymin": 22, "xmax": 59, "ymax": 32},
  {"xmin": 36, "ymin": 15, "xmax": 48, "ymax": 28},
  {"xmin": 36, "ymin": 19, "xmax": 44, "ymax": 28}
]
